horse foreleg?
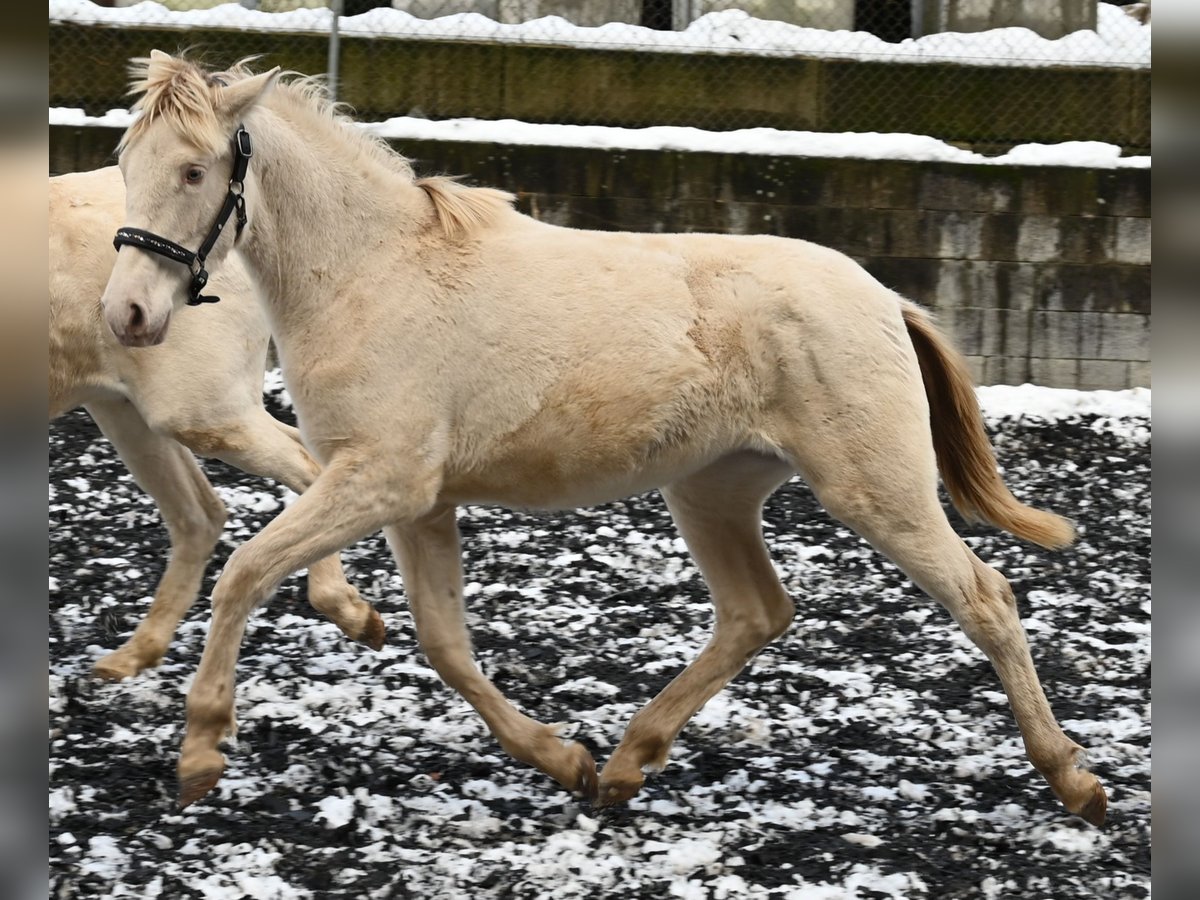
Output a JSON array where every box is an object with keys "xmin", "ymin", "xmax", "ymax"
[
  {"xmin": 178, "ymin": 458, "xmax": 400, "ymax": 807},
  {"xmin": 386, "ymin": 507, "xmax": 598, "ymax": 799},
  {"xmin": 598, "ymin": 452, "xmax": 794, "ymax": 805},
  {"xmin": 172, "ymin": 408, "xmax": 384, "ymax": 650},
  {"xmin": 86, "ymin": 398, "xmax": 226, "ymax": 680}
]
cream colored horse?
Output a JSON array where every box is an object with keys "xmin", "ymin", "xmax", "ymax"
[
  {"xmin": 100, "ymin": 52, "xmax": 1107, "ymax": 826},
  {"xmin": 50, "ymin": 165, "xmax": 384, "ymax": 680}
]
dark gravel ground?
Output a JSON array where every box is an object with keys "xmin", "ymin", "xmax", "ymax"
[{"xmin": 49, "ymin": 386, "xmax": 1150, "ymax": 899}]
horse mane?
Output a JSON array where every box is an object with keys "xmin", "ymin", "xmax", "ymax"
[
  {"xmin": 416, "ymin": 177, "xmax": 515, "ymax": 239},
  {"xmin": 121, "ymin": 54, "xmax": 515, "ymax": 238},
  {"xmin": 120, "ymin": 54, "xmax": 230, "ymax": 155}
]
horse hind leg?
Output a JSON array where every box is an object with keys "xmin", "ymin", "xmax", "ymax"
[
  {"xmin": 598, "ymin": 451, "xmax": 796, "ymax": 805},
  {"xmin": 778, "ymin": 388, "xmax": 1107, "ymax": 825}
]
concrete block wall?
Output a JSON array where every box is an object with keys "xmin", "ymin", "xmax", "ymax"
[
  {"xmin": 845, "ymin": 166, "xmax": 1150, "ymax": 389},
  {"xmin": 49, "ymin": 125, "xmax": 1149, "ymax": 389}
]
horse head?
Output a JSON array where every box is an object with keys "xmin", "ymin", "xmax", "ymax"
[{"xmin": 101, "ymin": 51, "xmax": 278, "ymax": 347}]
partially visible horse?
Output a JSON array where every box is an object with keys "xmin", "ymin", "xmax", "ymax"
[
  {"xmin": 50, "ymin": 165, "xmax": 383, "ymax": 680},
  {"xmin": 100, "ymin": 52, "xmax": 1107, "ymax": 826}
]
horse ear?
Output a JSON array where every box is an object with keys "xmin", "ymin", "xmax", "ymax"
[
  {"xmin": 217, "ymin": 67, "xmax": 281, "ymax": 121},
  {"xmin": 144, "ymin": 49, "xmax": 176, "ymax": 81}
]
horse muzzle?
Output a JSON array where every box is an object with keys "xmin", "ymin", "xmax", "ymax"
[{"xmin": 104, "ymin": 298, "xmax": 172, "ymax": 348}]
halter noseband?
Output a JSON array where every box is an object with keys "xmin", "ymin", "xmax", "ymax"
[{"xmin": 113, "ymin": 125, "xmax": 253, "ymax": 306}]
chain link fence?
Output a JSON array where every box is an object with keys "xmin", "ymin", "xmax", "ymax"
[{"xmin": 50, "ymin": 0, "xmax": 1150, "ymax": 152}]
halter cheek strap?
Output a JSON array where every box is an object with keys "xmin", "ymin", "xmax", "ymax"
[{"xmin": 113, "ymin": 124, "xmax": 253, "ymax": 306}]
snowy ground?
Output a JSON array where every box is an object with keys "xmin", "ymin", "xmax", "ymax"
[{"xmin": 49, "ymin": 384, "xmax": 1150, "ymax": 899}]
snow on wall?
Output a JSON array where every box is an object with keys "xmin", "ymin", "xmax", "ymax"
[
  {"xmin": 48, "ymin": 107, "xmax": 1151, "ymax": 169},
  {"xmin": 49, "ymin": 1, "xmax": 1150, "ymax": 68}
]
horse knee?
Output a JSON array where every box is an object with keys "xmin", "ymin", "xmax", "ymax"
[{"xmin": 211, "ymin": 545, "xmax": 272, "ymax": 611}]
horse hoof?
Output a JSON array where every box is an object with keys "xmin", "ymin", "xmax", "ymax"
[
  {"xmin": 178, "ymin": 753, "xmax": 225, "ymax": 808},
  {"xmin": 1077, "ymin": 782, "xmax": 1108, "ymax": 827},
  {"xmin": 356, "ymin": 607, "xmax": 386, "ymax": 652},
  {"xmin": 595, "ymin": 772, "xmax": 644, "ymax": 808},
  {"xmin": 92, "ymin": 651, "xmax": 152, "ymax": 682}
]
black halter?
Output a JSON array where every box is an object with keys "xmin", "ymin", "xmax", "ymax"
[{"xmin": 113, "ymin": 125, "xmax": 253, "ymax": 306}]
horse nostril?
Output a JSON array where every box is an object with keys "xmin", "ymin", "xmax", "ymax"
[{"xmin": 129, "ymin": 303, "xmax": 146, "ymax": 330}]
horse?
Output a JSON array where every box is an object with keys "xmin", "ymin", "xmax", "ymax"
[
  {"xmin": 50, "ymin": 165, "xmax": 384, "ymax": 681},
  {"xmin": 99, "ymin": 52, "xmax": 1107, "ymax": 826}
]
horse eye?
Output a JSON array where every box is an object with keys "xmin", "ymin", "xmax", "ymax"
[{"xmin": 185, "ymin": 167, "xmax": 205, "ymax": 185}]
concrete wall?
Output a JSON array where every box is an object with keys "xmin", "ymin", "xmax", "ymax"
[{"xmin": 49, "ymin": 125, "xmax": 1150, "ymax": 389}]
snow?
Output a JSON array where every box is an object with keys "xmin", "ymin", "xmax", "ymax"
[
  {"xmin": 977, "ymin": 385, "xmax": 1151, "ymax": 423},
  {"xmin": 48, "ymin": 107, "xmax": 1150, "ymax": 169},
  {"xmin": 842, "ymin": 832, "xmax": 884, "ymax": 848},
  {"xmin": 360, "ymin": 119, "xmax": 1149, "ymax": 168},
  {"xmin": 313, "ymin": 793, "xmax": 357, "ymax": 828},
  {"xmin": 49, "ymin": 2, "xmax": 1149, "ymax": 69}
]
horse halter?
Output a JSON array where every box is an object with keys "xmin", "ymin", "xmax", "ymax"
[{"xmin": 112, "ymin": 125, "xmax": 253, "ymax": 306}]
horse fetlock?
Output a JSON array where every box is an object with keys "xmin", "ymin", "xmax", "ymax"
[{"xmin": 185, "ymin": 695, "xmax": 236, "ymax": 741}]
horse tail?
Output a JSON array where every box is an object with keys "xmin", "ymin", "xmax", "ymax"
[{"xmin": 901, "ymin": 301, "xmax": 1076, "ymax": 550}]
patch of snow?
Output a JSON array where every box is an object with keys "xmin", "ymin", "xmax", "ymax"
[
  {"xmin": 842, "ymin": 832, "xmax": 884, "ymax": 847},
  {"xmin": 1041, "ymin": 825, "xmax": 1102, "ymax": 853},
  {"xmin": 977, "ymin": 385, "xmax": 1151, "ymax": 423},
  {"xmin": 313, "ymin": 793, "xmax": 356, "ymax": 828}
]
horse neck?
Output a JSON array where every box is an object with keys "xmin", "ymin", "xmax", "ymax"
[{"xmin": 239, "ymin": 110, "xmax": 430, "ymax": 328}]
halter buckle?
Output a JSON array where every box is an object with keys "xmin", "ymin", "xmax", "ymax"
[
  {"xmin": 187, "ymin": 267, "xmax": 212, "ymax": 306},
  {"xmin": 234, "ymin": 127, "xmax": 253, "ymax": 160}
]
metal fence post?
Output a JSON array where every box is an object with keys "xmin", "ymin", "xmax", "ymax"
[
  {"xmin": 671, "ymin": 0, "xmax": 692, "ymax": 31},
  {"xmin": 327, "ymin": 0, "xmax": 343, "ymax": 102}
]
